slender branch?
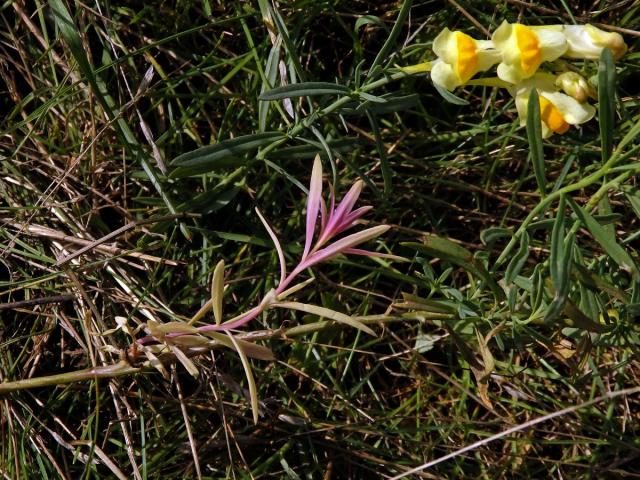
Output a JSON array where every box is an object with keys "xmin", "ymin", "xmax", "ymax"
[{"xmin": 0, "ymin": 315, "xmax": 405, "ymax": 394}]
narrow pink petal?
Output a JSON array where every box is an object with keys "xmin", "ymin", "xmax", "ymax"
[
  {"xmin": 302, "ymin": 155, "xmax": 323, "ymax": 261},
  {"xmin": 299, "ymin": 225, "xmax": 389, "ymax": 270},
  {"xmin": 255, "ymin": 207, "xmax": 287, "ymax": 286}
]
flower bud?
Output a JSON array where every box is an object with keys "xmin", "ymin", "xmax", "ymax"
[{"xmin": 555, "ymin": 72, "xmax": 596, "ymax": 103}]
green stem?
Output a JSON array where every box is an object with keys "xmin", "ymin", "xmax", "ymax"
[
  {"xmin": 0, "ymin": 315, "xmax": 405, "ymax": 394},
  {"xmin": 495, "ymin": 120, "xmax": 640, "ymax": 269},
  {"xmin": 256, "ymin": 71, "xmax": 410, "ymax": 160}
]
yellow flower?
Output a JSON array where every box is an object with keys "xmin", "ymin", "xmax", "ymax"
[
  {"xmin": 430, "ymin": 28, "xmax": 500, "ymax": 90},
  {"xmin": 563, "ymin": 24, "xmax": 627, "ymax": 60},
  {"xmin": 512, "ymin": 74, "xmax": 595, "ymax": 138},
  {"xmin": 492, "ymin": 21, "xmax": 567, "ymax": 84},
  {"xmin": 555, "ymin": 72, "xmax": 596, "ymax": 103}
]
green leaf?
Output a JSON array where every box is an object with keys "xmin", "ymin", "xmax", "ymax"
[
  {"xmin": 273, "ymin": 302, "xmax": 376, "ymax": 336},
  {"xmin": 259, "ymin": 82, "xmax": 350, "ymax": 100},
  {"xmin": 366, "ymin": 110, "xmax": 392, "ymax": 194},
  {"xmin": 259, "ymin": 38, "xmax": 282, "ymax": 132},
  {"xmin": 530, "ymin": 264, "xmax": 545, "ymax": 314},
  {"xmin": 354, "ymin": 15, "xmax": 385, "ymax": 34},
  {"xmin": 598, "ymin": 48, "xmax": 616, "ymax": 162},
  {"xmin": 265, "ymin": 138, "xmax": 362, "ymax": 160},
  {"xmin": 403, "ymin": 238, "xmax": 505, "ymax": 301},
  {"xmin": 367, "ymin": 0, "xmax": 412, "ymax": 78},
  {"xmin": 567, "ymin": 196, "xmax": 638, "ymax": 277},
  {"xmin": 226, "ymin": 333, "xmax": 260, "ymax": 424},
  {"xmin": 361, "ymin": 94, "xmax": 420, "ymax": 114},
  {"xmin": 433, "ymin": 84, "xmax": 469, "ymax": 106},
  {"xmin": 550, "ymin": 195, "xmax": 567, "ymax": 290},
  {"xmin": 358, "ymin": 92, "xmax": 387, "ymax": 103},
  {"xmin": 211, "ymin": 260, "xmax": 225, "ymax": 325},
  {"xmin": 505, "ymin": 231, "xmax": 530, "ymax": 284},
  {"xmin": 526, "ymin": 88, "xmax": 546, "ymax": 198},
  {"xmin": 169, "ymin": 132, "xmax": 282, "ymax": 177},
  {"xmin": 480, "ymin": 227, "xmax": 512, "ymax": 246},
  {"xmin": 546, "ymin": 195, "xmax": 573, "ymax": 322}
]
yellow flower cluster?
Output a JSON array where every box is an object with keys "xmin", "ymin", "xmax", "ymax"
[{"xmin": 409, "ymin": 22, "xmax": 627, "ymax": 138}]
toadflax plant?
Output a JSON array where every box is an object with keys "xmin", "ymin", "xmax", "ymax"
[
  {"xmin": 0, "ymin": 155, "xmax": 394, "ymax": 424},
  {"xmin": 141, "ymin": 154, "xmax": 390, "ymax": 342}
]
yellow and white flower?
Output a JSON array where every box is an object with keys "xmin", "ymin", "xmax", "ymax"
[
  {"xmin": 511, "ymin": 74, "xmax": 596, "ymax": 138},
  {"xmin": 562, "ymin": 24, "xmax": 627, "ymax": 60},
  {"xmin": 430, "ymin": 28, "xmax": 500, "ymax": 90},
  {"xmin": 492, "ymin": 21, "xmax": 567, "ymax": 84},
  {"xmin": 555, "ymin": 71, "xmax": 596, "ymax": 103}
]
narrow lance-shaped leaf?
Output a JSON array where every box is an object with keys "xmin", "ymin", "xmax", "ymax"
[
  {"xmin": 366, "ymin": 110, "xmax": 392, "ymax": 194},
  {"xmin": 567, "ymin": 196, "xmax": 638, "ymax": 277},
  {"xmin": 203, "ymin": 332, "xmax": 275, "ymax": 361},
  {"xmin": 527, "ymin": 88, "xmax": 546, "ymax": 198},
  {"xmin": 505, "ymin": 230, "xmax": 530, "ymax": 284},
  {"xmin": 226, "ymin": 332, "xmax": 260, "ymax": 424},
  {"xmin": 169, "ymin": 345, "xmax": 200, "ymax": 378},
  {"xmin": 211, "ymin": 260, "xmax": 225, "ymax": 325},
  {"xmin": 273, "ymin": 301, "xmax": 376, "ymax": 336},
  {"xmin": 170, "ymin": 132, "xmax": 282, "ymax": 177},
  {"xmin": 550, "ymin": 195, "xmax": 567, "ymax": 290},
  {"xmin": 301, "ymin": 225, "xmax": 390, "ymax": 270},
  {"xmin": 259, "ymin": 82, "xmax": 350, "ymax": 100},
  {"xmin": 434, "ymin": 84, "xmax": 470, "ymax": 105},
  {"xmin": 316, "ymin": 180, "xmax": 364, "ymax": 246},
  {"xmin": 367, "ymin": 0, "xmax": 413, "ymax": 78},
  {"xmin": 546, "ymin": 196, "xmax": 573, "ymax": 322},
  {"xmin": 403, "ymin": 237, "xmax": 505, "ymax": 301},
  {"xmin": 255, "ymin": 208, "xmax": 286, "ymax": 286}
]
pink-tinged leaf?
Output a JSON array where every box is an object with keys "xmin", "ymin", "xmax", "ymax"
[
  {"xmin": 198, "ymin": 304, "xmax": 262, "ymax": 332},
  {"xmin": 272, "ymin": 301, "xmax": 376, "ymax": 336},
  {"xmin": 317, "ymin": 180, "xmax": 363, "ymax": 246},
  {"xmin": 343, "ymin": 248, "xmax": 408, "ymax": 261},
  {"xmin": 320, "ymin": 197, "xmax": 328, "ymax": 233},
  {"xmin": 336, "ymin": 205, "xmax": 373, "ymax": 231},
  {"xmin": 320, "ymin": 183, "xmax": 335, "ymax": 233},
  {"xmin": 302, "ymin": 155, "xmax": 323, "ymax": 261},
  {"xmin": 255, "ymin": 208, "xmax": 286, "ymax": 286},
  {"xmin": 300, "ymin": 225, "xmax": 390, "ymax": 270}
]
